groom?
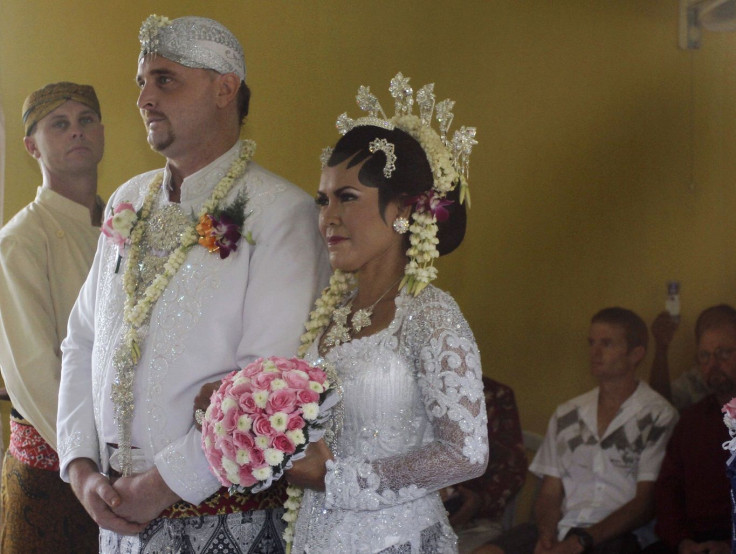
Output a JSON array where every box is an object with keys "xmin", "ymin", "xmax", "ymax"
[{"xmin": 57, "ymin": 14, "xmax": 329, "ymax": 553}]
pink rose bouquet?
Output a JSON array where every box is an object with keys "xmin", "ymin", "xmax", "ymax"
[{"xmin": 201, "ymin": 356, "xmax": 336, "ymax": 494}]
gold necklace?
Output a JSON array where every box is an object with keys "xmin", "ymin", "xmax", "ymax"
[{"xmin": 321, "ymin": 277, "xmax": 401, "ymax": 353}]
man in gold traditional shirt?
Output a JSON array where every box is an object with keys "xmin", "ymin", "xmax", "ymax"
[{"xmin": 0, "ymin": 81, "xmax": 104, "ymax": 553}]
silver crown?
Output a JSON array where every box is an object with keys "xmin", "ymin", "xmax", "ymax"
[{"xmin": 334, "ymin": 72, "xmax": 477, "ymax": 199}]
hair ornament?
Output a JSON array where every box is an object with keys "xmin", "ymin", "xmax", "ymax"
[
  {"xmin": 331, "ymin": 72, "xmax": 477, "ymax": 295},
  {"xmin": 335, "ymin": 72, "xmax": 476, "ymax": 203},
  {"xmin": 368, "ymin": 138, "xmax": 397, "ymax": 178},
  {"xmin": 320, "ymin": 147, "xmax": 334, "ymax": 169},
  {"xmin": 389, "ymin": 73, "xmax": 414, "ymax": 115},
  {"xmin": 416, "ymin": 83, "xmax": 435, "ymax": 126}
]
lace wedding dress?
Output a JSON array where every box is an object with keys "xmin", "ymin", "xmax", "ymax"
[{"xmin": 292, "ymin": 286, "xmax": 489, "ymax": 553}]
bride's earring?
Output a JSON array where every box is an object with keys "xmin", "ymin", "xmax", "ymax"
[{"xmin": 392, "ymin": 217, "xmax": 409, "ymax": 234}]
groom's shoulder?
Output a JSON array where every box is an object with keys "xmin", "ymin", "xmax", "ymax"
[{"xmin": 244, "ymin": 162, "xmax": 314, "ymax": 210}]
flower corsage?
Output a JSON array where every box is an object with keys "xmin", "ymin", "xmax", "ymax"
[
  {"xmin": 101, "ymin": 202, "xmax": 138, "ymax": 273},
  {"xmin": 196, "ymin": 191, "xmax": 252, "ymax": 259}
]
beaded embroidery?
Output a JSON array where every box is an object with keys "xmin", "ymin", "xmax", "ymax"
[{"xmin": 111, "ymin": 141, "xmax": 254, "ymax": 476}]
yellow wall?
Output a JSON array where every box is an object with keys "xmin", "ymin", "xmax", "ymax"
[{"xmin": 1, "ymin": 1, "xmax": 736, "ymax": 443}]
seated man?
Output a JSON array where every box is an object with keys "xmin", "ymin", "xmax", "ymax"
[
  {"xmin": 646, "ymin": 305, "xmax": 735, "ymax": 554},
  {"xmin": 443, "ymin": 376, "xmax": 527, "ymax": 553},
  {"xmin": 649, "ymin": 311, "xmax": 709, "ymax": 411},
  {"xmin": 477, "ymin": 307, "xmax": 678, "ymax": 554}
]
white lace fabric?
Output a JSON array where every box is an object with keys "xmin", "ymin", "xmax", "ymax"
[{"xmin": 292, "ymin": 285, "xmax": 489, "ymax": 553}]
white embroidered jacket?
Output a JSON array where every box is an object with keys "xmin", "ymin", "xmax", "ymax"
[{"xmin": 57, "ymin": 143, "xmax": 330, "ymax": 504}]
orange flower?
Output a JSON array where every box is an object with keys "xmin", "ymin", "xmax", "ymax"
[{"xmin": 196, "ymin": 215, "xmax": 219, "ymax": 253}]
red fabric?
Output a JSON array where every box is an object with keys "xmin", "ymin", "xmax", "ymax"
[
  {"xmin": 654, "ymin": 394, "xmax": 732, "ymax": 547},
  {"xmin": 159, "ymin": 478, "xmax": 287, "ymax": 519},
  {"xmin": 8, "ymin": 419, "xmax": 59, "ymax": 471}
]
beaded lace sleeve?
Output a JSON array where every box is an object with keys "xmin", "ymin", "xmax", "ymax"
[{"xmin": 324, "ymin": 287, "xmax": 489, "ymax": 510}]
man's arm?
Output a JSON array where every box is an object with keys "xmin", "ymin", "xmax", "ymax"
[
  {"xmin": 649, "ymin": 312, "xmax": 678, "ymax": 402},
  {"xmin": 534, "ymin": 475, "xmax": 565, "ymax": 550},
  {"xmin": 235, "ymin": 187, "xmax": 330, "ymax": 361},
  {"xmin": 0, "ymin": 232, "xmax": 63, "ymax": 448},
  {"xmin": 58, "ymin": 237, "xmax": 106, "ymax": 480},
  {"xmin": 584, "ymin": 480, "xmax": 655, "ymax": 545}
]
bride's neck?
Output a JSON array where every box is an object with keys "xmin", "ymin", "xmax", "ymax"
[{"xmin": 354, "ymin": 266, "xmax": 405, "ymax": 308}]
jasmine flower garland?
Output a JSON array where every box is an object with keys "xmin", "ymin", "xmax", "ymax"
[
  {"xmin": 393, "ymin": 114, "xmax": 458, "ymax": 196},
  {"xmin": 112, "ymin": 140, "xmax": 255, "ymax": 476},
  {"xmin": 284, "ymin": 270, "xmax": 355, "ymax": 551},
  {"xmin": 297, "ymin": 269, "xmax": 355, "ymax": 358}
]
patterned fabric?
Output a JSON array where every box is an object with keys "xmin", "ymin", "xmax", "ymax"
[
  {"xmin": 0, "ymin": 450, "xmax": 98, "ymax": 553},
  {"xmin": 22, "ymin": 81, "xmax": 100, "ymax": 136},
  {"xmin": 292, "ymin": 285, "xmax": 488, "ymax": 553},
  {"xmin": 376, "ymin": 522, "xmax": 444, "ymax": 553},
  {"xmin": 160, "ymin": 479, "xmax": 287, "ymax": 518},
  {"xmin": 8, "ymin": 417, "xmax": 59, "ymax": 471},
  {"xmin": 531, "ymin": 381, "xmax": 678, "ymax": 541},
  {"xmin": 461, "ymin": 377, "xmax": 526, "ymax": 521},
  {"xmin": 451, "ymin": 377, "xmax": 526, "ymax": 552},
  {"xmin": 100, "ymin": 509, "xmax": 285, "ymax": 554}
]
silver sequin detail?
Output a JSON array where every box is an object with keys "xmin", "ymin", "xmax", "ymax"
[
  {"xmin": 293, "ymin": 286, "xmax": 487, "ymax": 553},
  {"xmin": 139, "ymin": 16, "xmax": 246, "ymax": 81}
]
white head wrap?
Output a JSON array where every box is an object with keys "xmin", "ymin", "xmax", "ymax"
[{"xmin": 139, "ymin": 15, "xmax": 246, "ymax": 82}]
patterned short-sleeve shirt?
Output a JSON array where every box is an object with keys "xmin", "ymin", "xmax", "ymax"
[{"xmin": 530, "ymin": 381, "xmax": 678, "ymax": 540}]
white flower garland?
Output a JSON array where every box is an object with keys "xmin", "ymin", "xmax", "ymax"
[
  {"xmin": 393, "ymin": 114, "xmax": 457, "ymax": 196},
  {"xmin": 392, "ymin": 114, "xmax": 470, "ymax": 296},
  {"xmin": 283, "ymin": 269, "xmax": 355, "ymax": 550},
  {"xmin": 282, "ymin": 484, "xmax": 304, "ymax": 550},
  {"xmin": 112, "ymin": 140, "xmax": 255, "ymax": 476},
  {"xmin": 297, "ymin": 270, "xmax": 354, "ymax": 358}
]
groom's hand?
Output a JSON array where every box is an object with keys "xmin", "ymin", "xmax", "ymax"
[
  {"xmin": 111, "ymin": 465, "xmax": 180, "ymax": 525},
  {"xmin": 68, "ymin": 457, "xmax": 147, "ymax": 535},
  {"xmin": 193, "ymin": 380, "xmax": 222, "ymax": 430}
]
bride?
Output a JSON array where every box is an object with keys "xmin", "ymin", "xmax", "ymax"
[{"xmin": 285, "ymin": 73, "xmax": 488, "ymax": 553}]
